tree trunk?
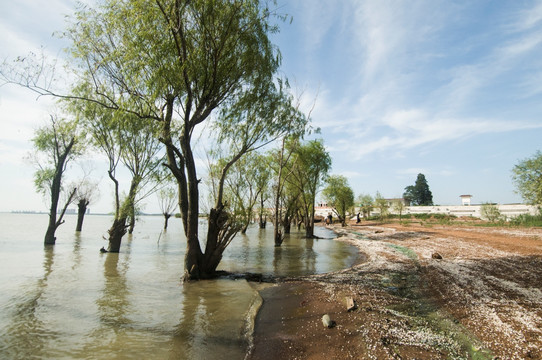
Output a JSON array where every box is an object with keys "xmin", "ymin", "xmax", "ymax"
[
  {"xmin": 76, "ymin": 199, "xmax": 89, "ymax": 232},
  {"xmin": 44, "ymin": 174, "xmax": 76, "ymax": 245},
  {"xmin": 258, "ymin": 214, "xmax": 266, "ymax": 229},
  {"xmin": 163, "ymin": 213, "xmax": 171, "ymax": 230},
  {"xmin": 241, "ymin": 224, "xmax": 249, "ymax": 234},
  {"xmin": 304, "ymin": 208, "xmax": 314, "ymax": 238},
  {"xmin": 181, "ymin": 127, "xmax": 205, "ymax": 281},
  {"xmin": 44, "ymin": 223, "xmax": 57, "ymax": 245},
  {"xmin": 274, "ymin": 229, "xmax": 283, "ymax": 247},
  {"xmin": 258, "ymin": 195, "xmax": 266, "ymax": 228},
  {"xmin": 305, "ymin": 223, "xmax": 313, "ymax": 238},
  {"xmin": 127, "ymin": 203, "xmax": 136, "ymax": 234},
  {"xmin": 128, "ymin": 216, "xmax": 135, "ymax": 234},
  {"xmin": 200, "ymin": 207, "xmax": 223, "ymax": 278},
  {"xmin": 107, "ymin": 217, "xmax": 127, "ymax": 253},
  {"xmin": 44, "ymin": 141, "xmax": 74, "ymax": 245},
  {"xmin": 283, "ymin": 214, "xmax": 291, "ymax": 234}
]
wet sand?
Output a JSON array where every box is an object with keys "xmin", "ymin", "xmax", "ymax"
[{"xmin": 248, "ymin": 221, "xmax": 542, "ymax": 359}]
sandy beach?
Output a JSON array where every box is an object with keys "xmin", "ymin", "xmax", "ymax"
[{"xmin": 248, "ymin": 221, "xmax": 542, "ymax": 359}]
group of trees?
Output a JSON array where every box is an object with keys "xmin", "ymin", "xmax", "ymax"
[
  {"xmin": 214, "ymin": 137, "xmax": 332, "ymax": 246},
  {"xmin": 3, "ymin": 0, "xmax": 337, "ymax": 280}
]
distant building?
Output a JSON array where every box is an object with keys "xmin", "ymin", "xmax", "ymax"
[
  {"xmin": 460, "ymin": 195, "xmax": 472, "ymax": 206},
  {"xmin": 315, "ymin": 203, "xmax": 333, "ymax": 217}
]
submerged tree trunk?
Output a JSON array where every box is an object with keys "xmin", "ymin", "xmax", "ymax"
[
  {"xmin": 304, "ymin": 207, "xmax": 315, "ymax": 238},
  {"xmin": 44, "ymin": 223, "xmax": 57, "ymax": 245},
  {"xmin": 45, "ymin": 187, "xmax": 76, "ymax": 245},
  {"xmin": 283, "ymin": 214, "xmax": 291, "ymax": 234},
  {"xmin": 258, "ymin": 195, "xmax": 266, "ymax": 228},
  {"xmin": 241, "ymin": 224, "xmax": 249, "ymax": 234},
  {"xmin": 107, "ymin": 217, "xmax": 127, "ymax": 253},
  {"xmin": 202, "ymin": 208, "xmax": 225, "ymax": 277},
  {"xmin": 44, "ymin": 187, "xmax": 60, "ymax": 244},
  {"xmin": 163, "ymin": 213, "xmax": 172, "ymax": 230},
  {"xmin": 258, "ymin": 214, "xmax": 266, "ymax": 229},
  {"xmin": 76, "ymin": 199, "xmax": 89, "ymax": 232}
]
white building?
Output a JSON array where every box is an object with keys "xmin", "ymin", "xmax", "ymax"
[{"xmin": 460, "ymin": 194, "xmax": 473, "ymax": 206}]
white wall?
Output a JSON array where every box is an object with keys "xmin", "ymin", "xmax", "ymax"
[{"xmin": 392, "ymin": 204, "xmax": 539, "ymax": 219}]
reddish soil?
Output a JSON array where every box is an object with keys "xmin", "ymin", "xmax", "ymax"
[{"xmin": 248, "ymin": 221, "xmax": 542, "ymax": 360}]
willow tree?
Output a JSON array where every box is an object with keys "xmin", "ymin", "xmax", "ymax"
[
  {"xmin": 322, "ymin": 175, "xmax": 355, "ymax": 226},
  {"xmin": 31, "ymin": 116, "xmax": 83, "ymax": 245},
  {"xmin": 72, "ymin": 102, "xmax": 164, "ymax": 252},
  {"xmin": 269, "ymin": 135, "xmax": 301, "ymax": 245},
  {"xmin": 286, "ymin": 139, "xmax": 331, "ymax": 238},
  {"xmin": 158, "ymin": 187, "xmax": 177, "ymax": 230},
  {"xmin": 215, "ymin": 152, "xmax": 270, "ymax": 234}
]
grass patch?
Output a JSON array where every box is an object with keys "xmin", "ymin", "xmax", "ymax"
[{"xmin": 387, "ymin": 244, "xmax": 418, "ymax": 261}]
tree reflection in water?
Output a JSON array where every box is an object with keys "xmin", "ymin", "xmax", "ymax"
[{"xmin": 1, "ymin": 246, "xmax": 58, "ymax": 358}]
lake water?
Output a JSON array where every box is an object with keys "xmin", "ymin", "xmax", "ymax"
[{"xmin": 0, "ymin": 213, "xmax": 358, "ymax": 359}]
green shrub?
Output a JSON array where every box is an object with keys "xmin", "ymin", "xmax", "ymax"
[
  {"xmin": 480, "ymin": 202, "xmax": 502, "ymax": 222},
  {"xmin": 510, "ymin": 214, "xmax": 542, "ymax": 227}
]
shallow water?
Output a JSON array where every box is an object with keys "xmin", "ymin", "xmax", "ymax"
[{"xmin": 0, "ymin": 213, "xmax": 358, "ymax": 359}]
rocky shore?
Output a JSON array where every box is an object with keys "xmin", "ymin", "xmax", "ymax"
[{"xmin": 248, "ymin": 222, "xmax": 542, "ymax": 359}]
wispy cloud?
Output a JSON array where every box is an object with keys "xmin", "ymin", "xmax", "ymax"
[
  {"xmin": 509, "ymin": 0, "xmax": 542, "ymax": 32},
  {"xmin": 349, "ymin": 114, "xmax": 542, "ymax": 159},
  {"xmin": 299, "ymin": 0, "xmax": 542, "ymax": 162}
]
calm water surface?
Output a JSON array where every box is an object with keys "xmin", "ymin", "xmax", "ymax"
[{"xmin": 0, "ymin": 213, "xmax": 358, "ymax": 359}]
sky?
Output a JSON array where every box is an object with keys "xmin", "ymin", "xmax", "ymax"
[{"xmin": 1, "ymin": 0, "xmax": 542, "ymax": 214}]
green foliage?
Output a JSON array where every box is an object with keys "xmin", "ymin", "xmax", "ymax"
[
  {"xmin": 33, "ymin": 168, "xmax": 56, "ymax": 196},
  {"xmin": 403, "ymin": 173, "xmax": 433, "ymax": 206},
  {"xmin": 374, "ymin": 191, "xmax": 389, "ymax": 220},
  {"xmin": 480, "ymin": 202, "xmax": 502, "ymax": 222},
  {"xmin": 512, "ymin": 151, "xmax": 542, "ymax": 205},
  {"xmin": 286, "ymin": 138, "xmax": 332, "ymax": 234},
  {"xmin": 322, "ymin": 175, "xmax": 355, "ymax": 225},
  {"xmin": 509, "ymin": 213, "xmax": 542, "ymax": 227},
  {"xmin": 218, "ymin": 152, "xmax": 272, "ymax": 231},
  {"xmin": 357, "ymin": 193, "xmax": 374, "ymax": 218},
  {"xmin": 31, "ymin": 116, "xmax": 83, "ymax": 196},
  {"xmin": 392, "ymin": 200, "xmax": 406, "ymax": 219}
]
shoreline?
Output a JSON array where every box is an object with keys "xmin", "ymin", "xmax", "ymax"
[{"xmin": 247, "ymin": 221, "xmax": 542, "ymax": 359}]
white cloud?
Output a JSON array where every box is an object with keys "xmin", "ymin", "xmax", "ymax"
[
  {"xmin": 336, "ymin": 110, "xmax": 542, "ymax": 160},
  {"xmin": 509, "ymin": 0, "xmax": 542, "ymax": 32}
]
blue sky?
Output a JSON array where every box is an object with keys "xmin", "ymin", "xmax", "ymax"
[{"xmin": 1, "ymin": 0, "xmax": 542, "ymax": 213}]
